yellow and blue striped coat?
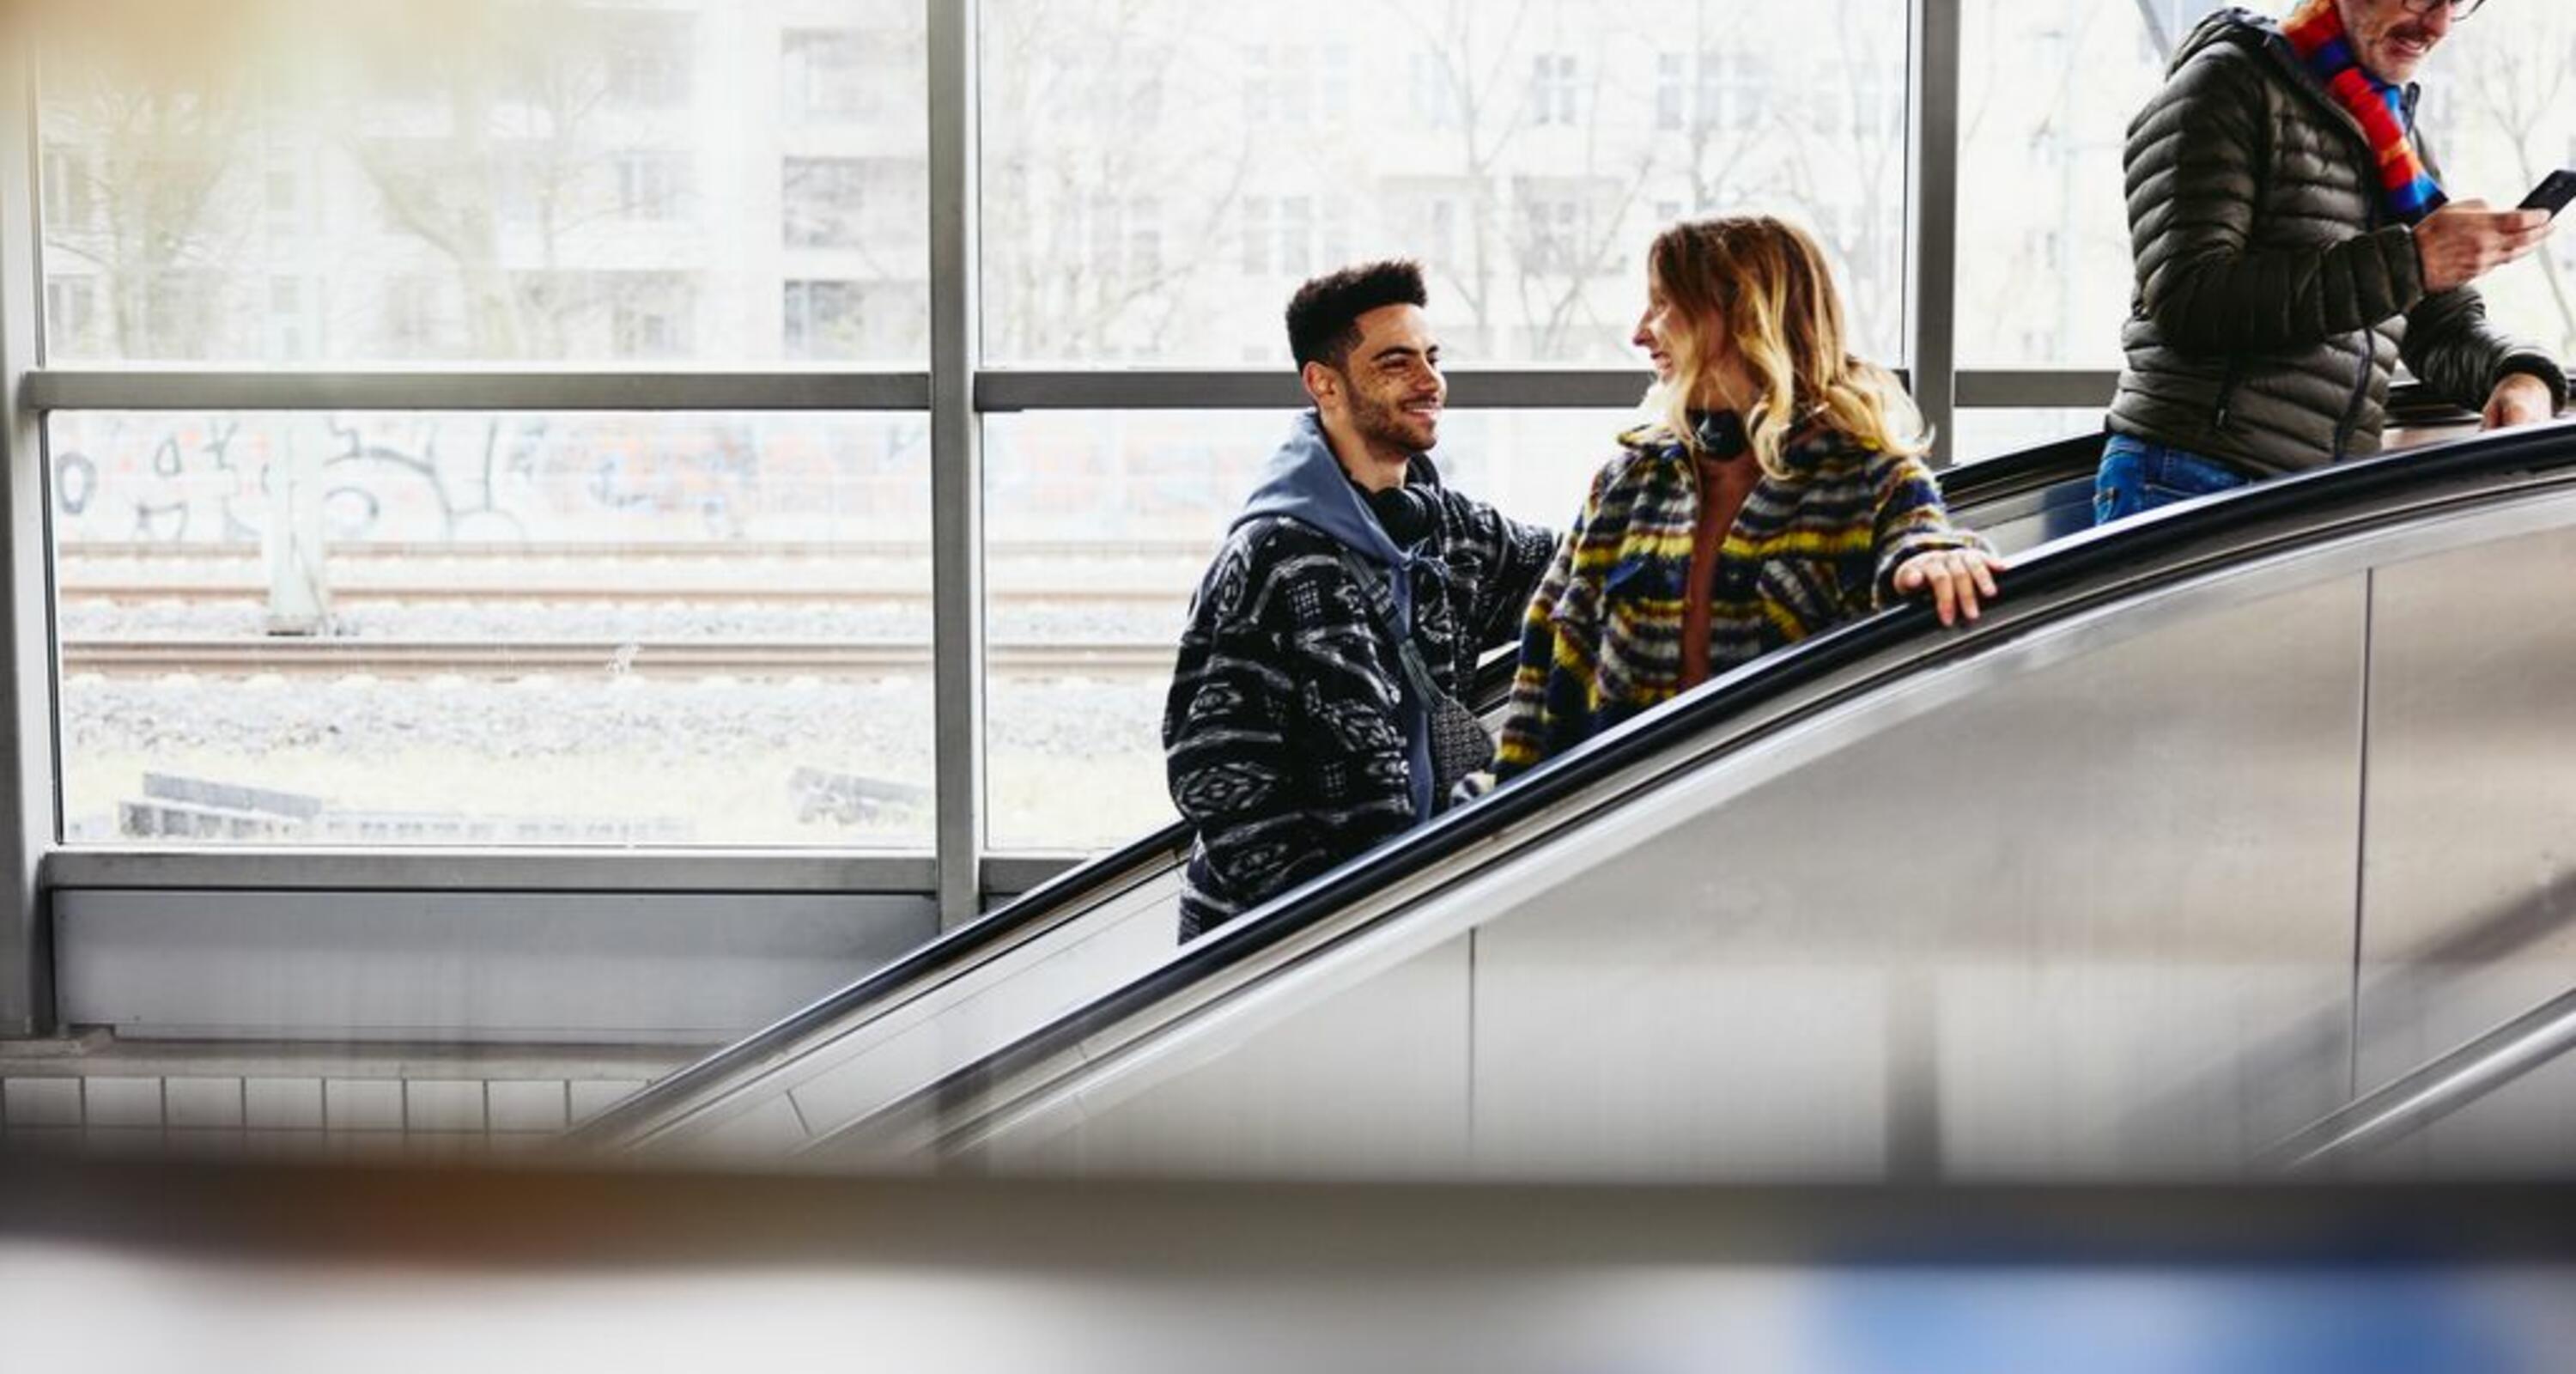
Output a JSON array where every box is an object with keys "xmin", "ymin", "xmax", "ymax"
[{"xmin": 1492, "ymin": 418, "xmax": 1980, "ymax": 779}]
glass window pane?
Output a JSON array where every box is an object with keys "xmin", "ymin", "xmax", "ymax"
[
  {"xmin": 1964, "ymin": 2, "xmax": 2576, "ymax": 371},
  {"xmin": 979, "ymin": 1, "xmax": 1909, "ymax": 366},
  {"xmin": 2415, "ymin": 13, "xmax": 2576, "ymax": 363},
  {"xmin": 1951, "ymin": 408, "xmax": 2102, "ymax": 465},
  {"xmin": 35, "ymin": 1, "xmax": 927, "ymax": 364},
  {"xmin": 983, "ymin": 408, "xmax": 1631, "ymax": 852},
  {"xmin": 51, "ymin": 411, "xmax": 932, "ymax": 848},
  {"xmin": 1956, "ymin": 1, "xmax": 2208, "ymax": 367}
]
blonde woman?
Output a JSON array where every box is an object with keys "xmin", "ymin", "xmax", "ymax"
[{"xmin": 1489, "ymin": 215, "xmax": 2003, "ymax": 781}]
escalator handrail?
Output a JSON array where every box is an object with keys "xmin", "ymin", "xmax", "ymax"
[
  {"xmin": 2262, "ymin": 982, "xmax": 2576, "ymax": 1172},
  {"xmin": 573, "ymin": 431, "xmax": 2111, "ymax": 1145},
  {"xmin": 568, "ymin": 636, "xmax": 1522, "ymax": 1145},
  {"xmin": 848, "ymin": 415, "xmax": 2576, "ymax": 1154}
]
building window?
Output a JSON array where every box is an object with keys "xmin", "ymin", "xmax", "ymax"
[
  {"xmin": 783, "ymin": 279, "xmax": 861, "ymax": 360},
  {"xmin": 783, "ymin": 157, "xmax": 873, "ymax": 248},
  {"xmin": 1656, "ymin": 53, "xmax": 1686, "ymax": 131},
  {"xmin": 611, "ymin": 278, "xmax": 690, "ymax": 359},
  {"xmin": 1699, "ymin": 51, "xmax": 1766, "ymax": 134},
  {"xmin": 616, "ymin": 151, "xmax": 686, "ymax": 222},
  {"xmin": 1410, "ymin": 52, "xmax": 1458, "ymax": 129},
  {"xmin": 264, "ymin": 167, "xmax": 303, "ymax": 235},
  {"xmin": 269, "ymin": 274, "xmax": 307, "ymax": 358},
  {"xmin": 1244, "ymin": 44, "xmax": 1346, "ymax": 129},
  {"xmin": 1529, "ymin": 53, "xmax": 1577, "ymax": 127},
  {"xmin": 1128, "ymin": 196, "xmax": 1164, "ymax": 281},
  {"xmin": 41, "ymin": 144, "xmax": 95, "ymax": 229},
  {"xmin": 1241, "ymin": 197, "xmax": 1273, "ymax": 274},
  {"xmin": 141, "ymin": 271, "xmax": 219, "ymax": 358},
  {"xmin": 781, "ymin": 28, "xmax": 866, "ymax": 123},
  {"xmin": 1522, "ymin": 198, "xmax": 1582, "ymax": 272},
  {"xmin": 1279, "ymin": 195, "xmax": 1313, "ymax": 276},
  {"xmin": 383, "ymin": 275, "xmax": 449, "ymax": 355},
  {"xmin": 45, "ymin": 277, "xmax": 99, "ymax": 354},
  {"xmin": 606, "ymin": 15, "xmax": 692, "ymax": 107}
]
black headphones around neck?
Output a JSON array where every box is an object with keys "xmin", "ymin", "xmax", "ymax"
[{"xmin": 1364, "ymin": 483, "xmax": 1436, "ymax": 544}]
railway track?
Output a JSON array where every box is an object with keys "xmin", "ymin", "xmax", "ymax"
[
  {"xmin": 56, "ymin": 540, "xmax": 1217, "ymax": 605},
  {"xmin": 59, "ymin": 640, "xmax": 1176, "ymax": 678},
  {"xmin": 58, "ymin": 581, "xmax": 1178, "ymax": 605}
]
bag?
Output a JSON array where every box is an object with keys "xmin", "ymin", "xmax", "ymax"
[{"xmin": 1334, "ymin": 550, "xmax": 1493, "ymax": 809}]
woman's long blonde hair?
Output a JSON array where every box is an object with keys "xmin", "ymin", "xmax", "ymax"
[{"xmin": 1641, "ymin": 215, "xmax": 1927, "ymax": 477}]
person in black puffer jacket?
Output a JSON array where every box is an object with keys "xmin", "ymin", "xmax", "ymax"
[{"xmin": 2097, "ymin": 0, "xmax": 2567, "ymax": 525}]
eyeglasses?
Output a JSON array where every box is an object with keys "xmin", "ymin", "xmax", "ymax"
[{"xmin": 2399, "ymin": 0, "xmax": 2485, "ymax": 17}]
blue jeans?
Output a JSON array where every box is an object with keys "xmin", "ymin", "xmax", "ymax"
[{"xmin": 2093, "ymin": 434, "xmax": 2252, "ymax": 526}]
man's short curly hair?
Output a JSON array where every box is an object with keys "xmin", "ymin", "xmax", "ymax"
[{"xmin": 1285, "ymin": 259, "xmax": 1428, "ymax": 370}]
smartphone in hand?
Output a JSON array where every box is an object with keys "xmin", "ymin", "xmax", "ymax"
[{"xmin": 2519, "ymin": 169, "xmax": 2576, "ymax": 218}]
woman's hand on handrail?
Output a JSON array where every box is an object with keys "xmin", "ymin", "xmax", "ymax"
[{"xmin": 1893, "ymin": 547, "xmax": 2008, "ymax": 626}]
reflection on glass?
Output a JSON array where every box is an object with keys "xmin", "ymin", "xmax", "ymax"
[
  {"xmin": 1961, "ymin": 1, "xmax": 2576, "ymax": 371},
  {"xmin": 1956, "ymin": 1, "xmax": 2184, "ymax": 367},
  {"xmin": 1950, "ymin": 408, "xmax": 2103, "ymax": 466},
  {"xmin": 2415, "ymin": 10, "xmax": 2576, "ymax": 362},
  {"xmin": 50, "ymin": 411, "xmax": 933, "ymax": 848},
  {"xmin": 980, "ymin": 0, "xmax": 1909, "ymax": 366},
  {"xmin": 981, "ymin": 408, "xmax": 1633, "ymax": 851},
  {"xmin": 34, "ymin": 0, "xmax": 928, "ymax": 364}
]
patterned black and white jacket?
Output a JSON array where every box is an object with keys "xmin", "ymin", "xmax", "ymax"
[{"xmin": 1163, "ymin": 415, "xmax": 1556, "ymax": 940}]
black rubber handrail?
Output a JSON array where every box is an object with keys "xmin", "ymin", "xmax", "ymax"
[
  {"xmin": 861, "ymin": 415, "xmax": 2576, "ymax": 1152},
  {"xmin": 568, "ymin": 428, "xmax": 2117, "ymax": 1146}
]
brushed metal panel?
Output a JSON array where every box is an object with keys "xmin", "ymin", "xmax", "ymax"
[
  {"xmin": 981, "ymin": 938, "xmax": 1473, "ymax": 1180},
  {"xmin": 774, "ymin": 871, "xmax": 1184, "ymax": 1140},
  {"xmin": 56, "ymin": 891, "xmax": 936, "ymax": 1043},
  {"xmin": 1467, "ymin": 575, "xmax": 2367, "ymax": 1181},
  {"xmin": 2355, "ymin": 522, "xmax": 2576, "ymax": 1174}
]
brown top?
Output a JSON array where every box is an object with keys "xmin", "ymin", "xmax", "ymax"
[{"xmin": 1679, "ymin": 431, "xmax": 1762, "ymax": 690}]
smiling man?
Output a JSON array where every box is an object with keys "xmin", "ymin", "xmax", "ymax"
[
  {"xmin": 1162, "ymin": 260, "xmax": 1558, "ymax": 940},
  {"xmin": 2096, "ymin": 0, "xmax": 2567, "ymax": 524}
]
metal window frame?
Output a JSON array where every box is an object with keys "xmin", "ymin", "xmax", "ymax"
[
  {"xmin": 1, "ymin": 14, "xmax": 55, "ymax": 1035},
  {"xmin": 0, "ymin": 0, "xmax": 2124, "ymax": 1021}
]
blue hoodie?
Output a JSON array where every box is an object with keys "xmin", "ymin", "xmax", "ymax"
[{"xmin": 1229, "ymin": 410, "xmax": 1441, "ymax": 822}]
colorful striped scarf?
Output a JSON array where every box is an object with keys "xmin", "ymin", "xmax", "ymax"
[{"xmin": 2281, "ymin": 0, "xmax": 2447, "ymax": 224}]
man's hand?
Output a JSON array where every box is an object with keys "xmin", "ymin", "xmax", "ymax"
[
  {"xmin": 2482, "ymin": 372, "xmax": 2558, "ymax": 431},
  {"xmin": 1891, "ymin": 547, "xmax": 2008, "ymax": 627},
  {"xmin": 2415, "ymin": 201, "xmax": 2554, "ymax": 295}
]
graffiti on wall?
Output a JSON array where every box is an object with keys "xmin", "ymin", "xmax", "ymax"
[{"xmin": 51, "ymin": 412, "xmax": 932, "ymax": 547}]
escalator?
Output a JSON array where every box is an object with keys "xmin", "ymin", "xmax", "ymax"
[
  {"xmin": 568, "ymin": 432, "xmax": 2107, "ymax": 1152},
  {"xmin": 660, "ymin": 415, "xmax": 2576, "ymax": 1181}
]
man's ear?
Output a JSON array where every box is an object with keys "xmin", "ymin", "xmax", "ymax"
[{"xmin": 1300, "ymin": 360, "xmax": 1340, "ymax": 410}]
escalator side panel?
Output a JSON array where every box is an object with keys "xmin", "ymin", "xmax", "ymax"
[
  {"xmin": 1467, "ymin": 570, "xmax": 2364, "ymax": 1180},
  {"xmin": 975, "ymin": 938, "xmax": 1473, "ymax": 1179},
  {"xmin": 750, "ymin": 871, "xmax": 1192, "ymax": 1149},
  {"xmin": 949, "ymin": 570, "xmax": 2376, "ymax": 1181},
  {"xmin": 597, "ymin": 446, "xmax": 2109, "ymax": 1152},
  {"xmin": 2355, "ymin": 520, "xmax": 2576, "ymax": 1174}
]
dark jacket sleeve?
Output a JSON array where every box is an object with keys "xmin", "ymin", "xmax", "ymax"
[
  {"xmin": 2128, "ymin": 48, "xmax": 2425, "ymax": 356},
  {"xmin": 1163, "ymin": 527, "xmax": 1415, "ymax": 914},
  {"xmin": 1164, "ymin": 533, "xmax": 1322, "ymax": 915},
  {"xmin": 1439, "ymin": 489, "xmax": 1559, "ymax": 653},
  {"xmin": 2403, "ymin": 285, "xmax": 2570, "ymax": 415}
]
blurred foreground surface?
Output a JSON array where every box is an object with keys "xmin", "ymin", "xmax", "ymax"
[{"xmin": 5, "ymin": 1152, "xmax": 2576, "ymax": 1374}]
